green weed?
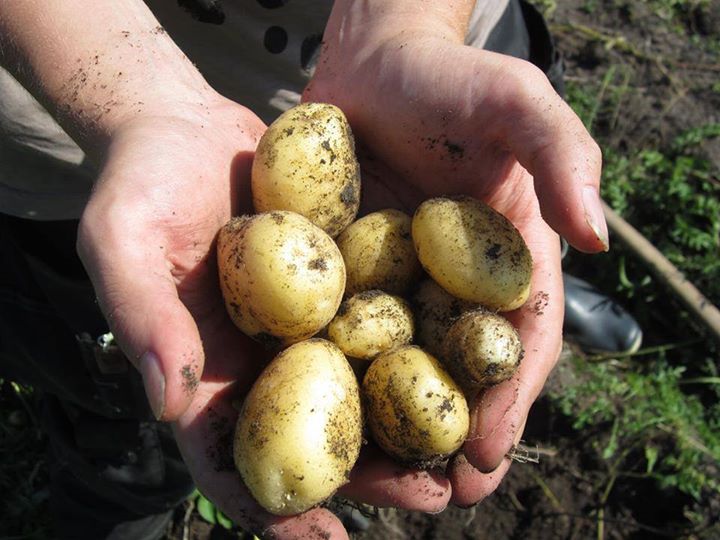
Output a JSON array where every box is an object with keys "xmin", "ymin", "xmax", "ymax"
[
  {"xmin": 600, "ymin": 127, "xmax": 720, "ymax": 305},
  {"xmin": 190, "ymin": 489, "xmax": 261, "ymax": 539},
  {"xmin": 192, "ymin": 489, "xmax": 235, "ymax": 531},
  {"xmin": 550, "ymin": 353, "xmax": 720, "ymax": 501}
]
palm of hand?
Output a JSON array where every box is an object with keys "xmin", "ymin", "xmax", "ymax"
[
  {"xmin": 78, "ymin": 97, "xmax": 454, "ymax": 538},
  {"xmin": 77, "ymin": 99, "xmax": 283, "ymax": 526},
  {"xmin": 304, "ymin": 37, "xmax": 604, "ymax": 503}
]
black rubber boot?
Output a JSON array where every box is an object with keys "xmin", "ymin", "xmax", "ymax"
[{"xmin": 563, "ymin": 273, "xmax": 643, "ymax": 354}]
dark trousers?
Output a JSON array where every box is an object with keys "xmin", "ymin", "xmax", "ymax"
[{"xmin": 0, "ymin": 214, "xmax": 194, "ymax": 539}]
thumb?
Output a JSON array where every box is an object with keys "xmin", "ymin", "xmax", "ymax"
[
  {"xmin": 502, "ymin": 62, "xmax": 608, "ymax": 253},
  {"xmin": 78, "ymin": 225, "xmax": 204, "ymax": 421}
]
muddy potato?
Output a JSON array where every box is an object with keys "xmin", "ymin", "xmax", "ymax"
[
  {"xmin": 327, "ymin": 290, "xmax": 414, "ymax": 360},
  {"xmin": 234, "ymin": 339, "xmax": 363, "ymax": 515},
  {"xmin": 412, "ymin": 196, "xmax": 532, "ymax": 311},
  {"xmin": 217, "ymin": 212, "xmax": 345, "ymax": 345},
  {"xmin": 412, "ymin": 278, "xmax": 478, "ymax": 357},
  {"xmin": 336, "ymin": 208, "xmax": 422, "ymax": 296},
  {"xmin": 251, "ymin": 102, "xmax": 361, "ymax": 238},
  {"xmin": 442, "ymin": 310, "xmax": 523, "ymax": 393},
  {"xmin": 362, "ymin": 345, "xmax": 469, "ymax": 467}
]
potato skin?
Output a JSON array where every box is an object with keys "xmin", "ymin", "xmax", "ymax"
[
  {"xmin": 442, "ymin": 310, "xmax": 524, "ymax": 393},
  {"xmin": 217, "ymin": 212, "xmax": 345, "ymax": 345},
  {"xmin": 412, "ymin": 196, "xmax": 532, "ymax": 311},
  {"xmin": 251, "ymin": 102, "xmax": 361, "ymax": 238},
  {"xmin": 234, "ymin": 339, "xmax": 363, "ymax": 515},
  {"xmin": 336, "ymin": 208, "xmax": 423, "ymax": 296},
  {"xmin": 362, "ymin": 345, "xmax": 469, "ymax": 467},
  {"xmin": 412, "ymin": 278, "xmax": 478, "ymax": 357},
  {"xmin": 327, "ymin": 290, "xmax": 414, "ymax": 360}
]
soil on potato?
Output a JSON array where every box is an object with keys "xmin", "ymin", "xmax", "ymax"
[{"xmin": 163, "ymin": 1, "xmax": 720, "ymax": 539}]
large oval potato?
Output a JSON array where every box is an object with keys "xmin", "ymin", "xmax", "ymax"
[
  {"xmin": 336, "ymin": 208, "xmax": 423, "ymax": 296},
  {"xmin": 251, "ymin": 102, "xmax": 361, "ymax": 238},
  {"xmin": 217, "ymin": 211, "xmax": 345, "ymax": 345},
  {"xmin": 327, "ymin": 290, "xmax": 414, "ymax": 360},
  {"xmin": 412, "ymin": 278, "xmax": 478, "ymax": 357},
  {"xmin": 442, "ymin": 310, "xmax": 524, "ymax": 393},
  {"xmin": 412, "ymin": 196, "xmax": 532, "ymax": 311},
  {"xmin": 362, "ymin": 345, "xmax": 469, "ymax": 467},
  {"xmin": 234, "ymin": 339, "xmax": 363, "ymax": 515}
]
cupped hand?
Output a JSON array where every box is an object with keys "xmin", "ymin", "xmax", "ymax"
[
  {"xmin": 76, "ymin": 93, "xmax": 452, "ymax": 539},
  {"xmin": 305, "ymin": 32, "xmax": 608, "ymax": 506}
]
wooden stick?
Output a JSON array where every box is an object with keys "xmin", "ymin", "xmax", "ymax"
[{"xmin": 602, "ymin": 201, "xmax": 720, "ymax": 345}]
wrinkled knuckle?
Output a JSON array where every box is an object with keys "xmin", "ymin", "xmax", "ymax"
[{"xmin": 509, "ymin": 60, "xmax": 553, "ymax": 97}]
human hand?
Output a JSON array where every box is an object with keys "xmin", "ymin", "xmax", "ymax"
[
  {"xmin": 304, "ymin": 7, "xmax": 607, "ymax": 507},
  {"xmin": 77, "ymin": 93, "xmax": 452, "ymax": 538}
]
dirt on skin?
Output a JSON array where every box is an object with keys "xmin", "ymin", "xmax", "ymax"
[{"xmin": 163, "ymin": 1, "xmax": 720, "ymax": 538}]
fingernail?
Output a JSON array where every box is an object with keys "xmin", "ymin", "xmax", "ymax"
[
  {"xmin": 140, "ymin": 351, "xmax": 165, "ymax": 420},
  {"xmin": 582, "ymin": 186, "xmax": 609, "ymax": 251}
]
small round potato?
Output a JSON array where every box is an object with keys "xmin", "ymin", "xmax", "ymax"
[
  {"xmin": 217, "ymin": 212, "xmax": 345, "ymax": 345},
  {"xmin": 362, "ymin": 345, "xmax": 469, "ymax": 467},
  {"xmin": 412, "ymin": 196, "xmax": 532, "ymax": 311},
  {"xmin": 234, "ymin": 339, "xmax": 363, "ymax": 515},
  {"xmin": 442, "ymin": 310, "xmax": 524, "ymax": 393},
  {"xmin": 336, "ymin": 208, "xmax": 423, "ymax": 296},
  {"xmin": 251, "ymin": 102, "xmax": 361, "ymax": 238},
  {"xmin": 327, "ymin": 290, "xmax": 414, "ymax": 360},
  {"xmin": 412, "ymin": 278, "xmax": 478, "ymax": 357}
]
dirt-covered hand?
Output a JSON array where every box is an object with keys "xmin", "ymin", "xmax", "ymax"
[
  {"xmin": 77, "ymin": 93, "xmax": 452, "ymax": 538},
  {"xmin": 305, "ymin": 16, "xmax": 607, "ymax": 506}
]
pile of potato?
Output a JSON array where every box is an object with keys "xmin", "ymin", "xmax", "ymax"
[{"xmin": 217, "ymin": 103, "xmax": 532, "ymax": 516}]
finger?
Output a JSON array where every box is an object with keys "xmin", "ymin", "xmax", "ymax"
[
  {"xmin": 447, "ymin": 453, "xmax": 511, "ymax": 507},
  {"xmin": 337, "ymin": 445, "xmax": 451, "ymax": 513},
  {"xmin": 496, "ymin": 57, "xmax": 608, "ymax": 254},
  {"xmin": 77, "ymin": 217, "xmax": 204, "ymax": 421},
  {"xmin": 462, "ymin": 219, "xmax": 563, "ymax": 472}
]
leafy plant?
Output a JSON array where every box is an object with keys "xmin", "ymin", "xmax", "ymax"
[
  {"xmin": 190, "ymin": 489, "xmax": 262, "ymax": 539},
  {"xmin": 551, "ymin": 354, "xmax": 720, "ymax": 501},
  {"xmin": 599, "ymin": 125, "xmax": 720, "ymax": 305},
  {"xmin": 192, "ymin": 489, "xmax": 235, "ymax": 531}
]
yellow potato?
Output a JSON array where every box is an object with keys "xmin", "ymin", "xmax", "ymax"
[
  {"xmin": 412, "ymin": 196, "xmax": 532, "ymax": 311},
  {"xmin": 442, "ymin": 310, "xmax": 524, "ymax": 393},
  {"xmin": 336, "ymin": 208, "xmax": 423, "ymax": 296},
  {"xmin": 327, "ymin": 290, "xmax": 414, "ymax": 360},
  {"xmin": 362, "ymin": 345, "xmax": 469, "ymax": 467},
  {"xmin": 412, "ymin": 278, "xmax": 478, "ymax": 357},
  {"xmin": 217, "ymin": 211, "xmax": 345, "ymax": 345},
  {"xmin": 234, "ymin": 339, "xmax": 363, "ymax": 515},
  {"xmin": 251, "ymin": 102, "xmax": 361, "ymax": 238}
]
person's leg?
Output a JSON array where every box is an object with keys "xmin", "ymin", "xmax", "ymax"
[{"xmin": 0, "ymin": 214, "xmax": 194, "ymax": 540}]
